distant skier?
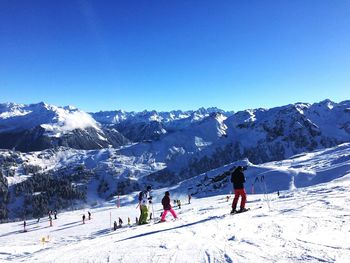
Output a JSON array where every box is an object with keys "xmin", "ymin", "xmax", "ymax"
[
  {"xmin": 128, "ymin": 217, "xmax": 131, "ymax": 226},
  {"xmin": 113, "ymin": 221, "xmax": 118, "ymax": 231},
  {"xmin": 88, "ymin": 211, "xmax": 91, "ymax": 220},
  {"xmin": 138, "ymin": 185, "xmax": 152, "ymax": 224},
  {"xmin": 160, "ymin": 191, "xmax": 178, "ymax": 222},
  {"xmin": 118, "ymin": 217, "xmax": 123, "ymax": 228},
  {"xmin": 82, "ymin": 214, "xmax": 86, "ymax": 224},
  {"xmin": 49, "ymin": 213, "xmax": 53, "ymax": 227},
  {"xmin": 177, "ymin": 199, "xmax": 181, "ymax": 209},
  {"xmin": 23, "ymin": 220, "xmax": 27, "ymax": 232},
  {"xmin": 230, "ymin": 166, "xmax": 248, "ymax": 214},
  {"xmin": 54, "ymin": 210, "xmax": 57, "ymax": 220},
  {"xmin": 188, "ymin": 194, "xmax": 192, "ymax": 204}
]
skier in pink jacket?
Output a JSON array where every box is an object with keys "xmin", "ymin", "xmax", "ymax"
[{"xmin": 160, "ymin": 191, "xmax": 178, "ymax": 222}]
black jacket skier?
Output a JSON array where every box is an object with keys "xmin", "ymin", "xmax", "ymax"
[
  {"xmin": 231, "ymin": 166, "xmax": 246, "ymax": 189},
  {"xmin": 230, "ymin": 166, "xmax": 248, "ymax": 213}
]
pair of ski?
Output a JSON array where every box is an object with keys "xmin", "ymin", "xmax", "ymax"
[
  {"xmin": 230, "ymin": 206, "xmax": 262, "ymax": 215},
  {"xmin": 155, "ymin": 218, "xmax": 180, "ymax": 224}
]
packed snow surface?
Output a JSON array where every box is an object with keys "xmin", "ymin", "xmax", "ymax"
[{"xmin": 0, "ymin": 175, "xmax": 349, "ymax": 262}]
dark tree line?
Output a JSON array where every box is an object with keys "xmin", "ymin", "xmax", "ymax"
[
  {"xmin": 14, "ymin": 172, "xmax": 87, "ymax": 219},
  {"xmin": 0, "ymin": 170, "xmax": 9, "ymax": 220}
]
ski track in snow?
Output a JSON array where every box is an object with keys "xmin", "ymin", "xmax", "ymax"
[{"xmin": 0, "ymin": 175, "xmax": 350, "ymax": 263}]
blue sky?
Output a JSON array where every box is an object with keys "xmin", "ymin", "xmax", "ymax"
[{"xmin": 1, "ymin": 0, "xmax": 349, "ymax": 112}]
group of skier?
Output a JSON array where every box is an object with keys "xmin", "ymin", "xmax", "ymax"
[
  {"xmin": 22, "ymin": 165, "xmax": 249, "ymax": 233},
  {"xmin": 137, "ymin": 185, "xmax": 178, "ymax": 224},
  {"xmin": 135, "ymin": 165, "xmax": 249, "ymax": 225},
  {"xmin": 113, "ymin": 217, "xmax": 124, "ymax": 230},
  {"xmin": 82, "ymin": 211, "xmax": 91, "ymax": 224}
]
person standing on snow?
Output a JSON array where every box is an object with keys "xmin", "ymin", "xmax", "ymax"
[
  {"xmin": 230, "ymin": 166, "xmax": 248, "ymax": 213},
  {"xmin": 177, "ymin": 199, "xmax": 181, "ymax": 209},
  {"xmin": 160, "ymin": 191, "xmax": 178, "ymax": 222},
  {"xmin": 54, "ymin": 210, "xmax": 57, "ymax": 219},
  {"xmin": 138, "ymin": 185, "xmax": 152, "ymax": 224},
  {"xmin": 49, "ymin": 213, "xmax": 53, "ymax": 227}
]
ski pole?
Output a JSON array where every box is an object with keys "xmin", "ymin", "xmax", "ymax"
[
  {"xmin": 151, "ymin": 202, "xmax": 155, "ymax": 223},
  {"xmin": 110, "ymin": 211, "xmax": 112, "ymax": 231},
  {"xmin": 263, "ymin": 181, "xmax": 271, "ymax": 210},
  {"xmin": 261, "ymin": 176, "xmax": 271, "ymax": 211}
]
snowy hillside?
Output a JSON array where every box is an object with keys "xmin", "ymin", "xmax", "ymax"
[
  {"xmin": 171, "ymin": 143, "xmax": 350, "ymax": 198},
  {"xmin": 0, "ymin": 149, "xmax": 349, "ymax": 262},
  {"xmin": 174, "ymin": 100, "xmax": 350, "ymax": 179},
  {"xmin": 0, "ymin": 146, "xmax": 166, "ymax": 220},
  {"xmin": 111, "ymin": 100, "xmax": 350, "ymax": 187}
]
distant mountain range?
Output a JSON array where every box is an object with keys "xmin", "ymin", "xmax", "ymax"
[{"xmin": 0, "ymin": 99, "xmax": 350, "ymax": 220}]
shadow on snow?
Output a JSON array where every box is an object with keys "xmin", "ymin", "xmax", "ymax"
[{"xmin": 115, "ymin": 215, "xmax": 224, "ymax": 243}]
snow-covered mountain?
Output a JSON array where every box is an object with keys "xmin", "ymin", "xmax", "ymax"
[
  {"xmin": 114, "ymin": 99, "xmax": 350, "ymax": 184},
  {"xmin": 0, "ymin": 102, "xmax": 98, "ymax": 134},
  {"xmin": 1, "ymin": 99, "xmax": 350, "ymax": 221},
  {"xmin": 0, "ymin": 102, "xmax": 129, "ymax": 151},
  {"xmin": 91, "ymin": 107, "xmax": 232, "ymax": 126},
  {"xmin": 91, "ymin": 107, "xmax": 233, "ymax": 142}
]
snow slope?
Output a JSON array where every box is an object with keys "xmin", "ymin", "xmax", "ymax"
[
  {"xmin": 0, "ymin": 177, "xmax": 349, "ymax": 263},
  {"xmin": 0, "ymin": 147, "xmax": 349, "ymax": 263},
  {"xmin": 172, "ymin": 143, "xmax": 350, "ymax": 198}
]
